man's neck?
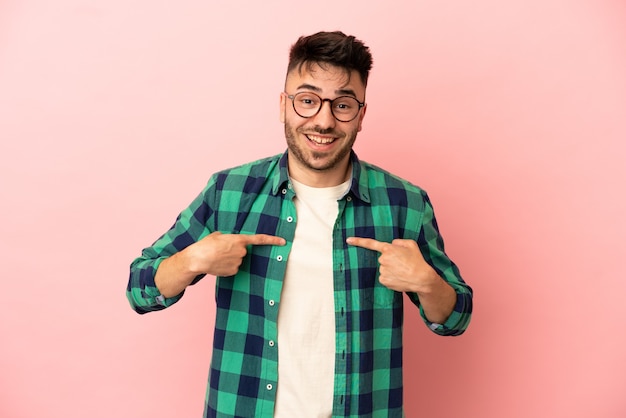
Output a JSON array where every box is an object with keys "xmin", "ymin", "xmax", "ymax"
[{"xmin": 287, "ymin": 160, "xmax": 352, "ymax": 188}]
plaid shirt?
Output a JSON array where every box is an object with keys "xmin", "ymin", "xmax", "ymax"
[{"xmin": 127, "ymin": 151, "xmax": 473, "ymax": 417}]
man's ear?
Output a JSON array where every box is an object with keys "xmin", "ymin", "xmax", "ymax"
[
  {"xmin": 357, "ymin": 103, "xmax": 367, "ymax": 132},
  {"xmin": 279, "ymin": 93, "xmax": 287, "ymax": 123}
]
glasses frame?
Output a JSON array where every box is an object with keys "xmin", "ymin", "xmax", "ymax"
[{"xmin": 285, "ymin": 91, "xmax": 365, "ymax": 122}]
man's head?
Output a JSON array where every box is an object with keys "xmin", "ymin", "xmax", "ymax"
[
  {"xmin": 286, "ymin": 31, "xmax": 373, "ymax": 88},
  {"xmin": 280, "ymin": 32, "xmax": 373, "ymax": 187}
]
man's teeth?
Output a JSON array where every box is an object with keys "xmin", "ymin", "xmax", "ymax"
[{"xmin": 307, "ymin": 135, "xmax": 334, "ymax": 144}]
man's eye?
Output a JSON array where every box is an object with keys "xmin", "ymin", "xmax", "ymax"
[
  {"xmin": 335, "ymin": 101, "xmax": 354, "ymax": 111},
  {"xmin": 297, "ymin": 96, "xmax": 320, "ymax": 108}
]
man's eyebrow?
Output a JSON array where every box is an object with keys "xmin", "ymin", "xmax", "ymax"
[
  {"xmin": 295, "ymin": 84, "xmax": 358, "ymax": 98},
  {"xmin": 295, "ymin": 83, "xmax": 322, "ymax": 93},
  {"xmin": 335, "ymin": 88, "xmax": 357, "ymax": 97}
]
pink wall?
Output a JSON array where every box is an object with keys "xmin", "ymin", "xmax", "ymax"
[{"xmin": 1, "ymin": 1, "xmax": 625, "ymax": 417}]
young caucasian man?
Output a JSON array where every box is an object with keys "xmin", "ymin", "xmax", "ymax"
[{"xmin": 127, "ymin": 31, "xmax": 473, "ymax": 418}]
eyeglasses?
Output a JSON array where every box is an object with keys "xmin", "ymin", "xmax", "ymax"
[{"xmin": 286, "ymin": 91, "xmax": 365, "ymax": 122}]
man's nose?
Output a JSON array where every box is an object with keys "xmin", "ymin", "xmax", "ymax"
[{"xmin": 312, "ymin": 100, "xmax": 337, "ymax": 129}]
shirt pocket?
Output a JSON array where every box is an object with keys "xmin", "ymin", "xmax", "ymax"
[{"xmin": 357, "ymin": 249, "xmax": 397, "ymax": 309}]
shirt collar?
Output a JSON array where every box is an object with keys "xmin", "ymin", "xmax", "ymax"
[
  {"xmin": 271, "ymin": 152, "xmax": 292, "ymax": 196},
  {"xmin": 272, "ymin": 150, "xmax": 371, "ymax": 204},
  {"xmin": 348, "ymin": 152, "xmax": 371, "ymax": 203}
]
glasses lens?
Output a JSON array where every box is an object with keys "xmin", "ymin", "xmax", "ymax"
[
  {"xmin": 331, "ymin": 97, "xmax": 360, "ymax": 121},
  {"xmin": 293, "ymin": 92, "xmax": 321, "ymax": 118}
]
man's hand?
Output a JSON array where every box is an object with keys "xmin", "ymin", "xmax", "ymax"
[
  {"xmin": 346, "ymin": 237, "xmax": 438, "ymax": 293},
  {"xmin": 346, "ymin": 236, "xmax": 457, "ymax": 324},
  {"xmin": 187, "ymin": 231, "xmax": 286, "ymax": 277},
  {"xmin": 155, "ymin": 232, "xmax": 285, "ymax": 298}
]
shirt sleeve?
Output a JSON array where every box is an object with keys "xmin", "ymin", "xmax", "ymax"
[
  {"xmin": 407, "ymin": 191, "xmax": 473, "ymax": 336},
  {"xmin": 126, "ymin": 179, "xmax": 216, "ymax": 314}
]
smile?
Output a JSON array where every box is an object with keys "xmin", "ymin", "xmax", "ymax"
[{"xmin": 305, "ymin": 134, "xmax": 336, "ymax": 145}]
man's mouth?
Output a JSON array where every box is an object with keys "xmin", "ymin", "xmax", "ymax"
[{"xmin": 305, "ymin": 134, "xmax": 336, "ymax": 145}]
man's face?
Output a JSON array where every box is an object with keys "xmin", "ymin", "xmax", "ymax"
[{"xmin": 280, "ymin": 62, "xmax": 367, "ymax": 186}]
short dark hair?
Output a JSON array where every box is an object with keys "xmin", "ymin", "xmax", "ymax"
[{"xmin": 287, "ymin": 31, "xmax": 373, "ymax": 87}]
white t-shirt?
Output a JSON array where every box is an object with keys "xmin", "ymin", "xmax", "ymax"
[{"xmin": 274, "ymin": 178, "xmax": 350, "ymax": 418}]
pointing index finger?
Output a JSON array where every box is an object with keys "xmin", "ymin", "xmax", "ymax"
[
  {"xmin": 346, "ymin": 237, "xmax": 388, "ymax": 253},
  {"xmin": 241, "ymin": 234, "xmax": 286, "ymax": 246}
]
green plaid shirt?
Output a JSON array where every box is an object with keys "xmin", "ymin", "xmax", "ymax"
[{"xmin": 127, "ymin": 151, "xmax": 473, "ymax": 417}]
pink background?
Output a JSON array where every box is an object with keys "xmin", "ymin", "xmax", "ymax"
[{"xmin": 1, "ymin": 1, "xmax": 625, "ymax": 417}]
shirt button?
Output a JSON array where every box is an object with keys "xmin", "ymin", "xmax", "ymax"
[
  {"xmin": 281, "ymin": 189, "xmax": 287, "ymax": 195},
  {"xmin": 268, "ymin": 300, "xmax": 275, "ymax": 306},
  {"xmin": 269, "ymin": 340, "xmax": 275, "ymax": 347},
  {"xmin": 277, "ymin": 255, "xmax": 283, "ymax": 261},
  {"xmin": 286, "ymin": 216, "xmax": 293, "ymax": 222},
  {"xmin": 266, "ymin": 384, "xmax": 273, "ymax": 391},
  {"xmin": 347, "ymin": 196, "xmax": 352, "ymax": 202}
]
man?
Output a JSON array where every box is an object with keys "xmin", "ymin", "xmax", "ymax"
[{"xmin": 127, "ymin": 31, "xmax": 473, "ymax": 418}]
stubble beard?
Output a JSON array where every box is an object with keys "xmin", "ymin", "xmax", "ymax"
[{"xmin": 284, "ymin": 121, "xmax": 358, "ymax": 173}]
